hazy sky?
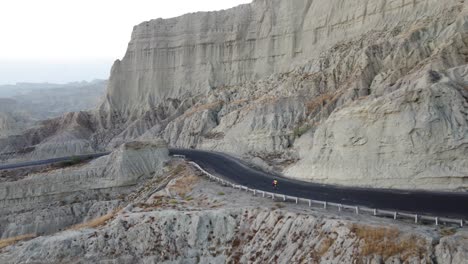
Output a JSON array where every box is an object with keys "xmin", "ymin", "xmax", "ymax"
[{"xmin": 0, "ymin": 0, "xmax": 252, "ymax": 84}]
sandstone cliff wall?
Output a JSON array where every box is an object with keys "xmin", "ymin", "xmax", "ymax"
[
  {"xmin": 1, "ymin": 0, "xmax": 466, "ymax": 190},
  {"xmin": 102, "ymin": 0, "xmax": 460, "ymax": 117}
]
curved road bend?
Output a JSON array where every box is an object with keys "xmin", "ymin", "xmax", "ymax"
[
  {"xmin": 1, "ymin": 149, "xmax": 467, "ymax": 219},
  {"xmin": 0, "ymin": 153, "xmax": 110, "ymax": 170},
  {"xmin": 170, "ymin": 149, "xmax": 468, "ymax": 219}
]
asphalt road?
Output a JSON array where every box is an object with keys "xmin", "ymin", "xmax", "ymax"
[
  {"xmin": 1, "ymin": 149, "xmax": 467, "ymax": 219},
  {"xmin": 0, "ymin": 153, "xmax": 110, "ymax": 170},
  {"xmin": 170, "ymin": 149, "xmax": 468, "ymax": 219}
]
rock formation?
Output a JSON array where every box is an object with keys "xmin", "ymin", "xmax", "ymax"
[
  {"xmin": 1, "ymin": 0, "xmax": 467, "ymax": 190},
  {"xmin": 0, "ymin": 140, "xmax": 168, "ymax": 239},
  {"xmin": 0, "ymin": 161, "xmax": 467, "ymax": 263},
  {"xmin": 0, "ymin": 81, "xmax": 106, "ymax": 145}
]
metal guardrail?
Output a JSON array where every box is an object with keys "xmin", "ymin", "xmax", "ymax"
[{"xmin": 184, "ymin": 160, "xmax": 466, "ymax": 227}]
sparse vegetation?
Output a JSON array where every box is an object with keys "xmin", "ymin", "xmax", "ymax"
[
  {"xmin": 218, "ymin": 192, "xmax": 225, "ymax": 196},
  {"xmin": 169, "ymin": 172, "xmax": 200, "ymax": 197},
  {"xmin": 351, "ymin": 224, "xmax": 427, "ymax": 261},
  {"xmin": 69, "ymin": 208, "xmax": 122, "ymax": 230},
  {"xmin": 0, "ymin": 234, "xmax": 36, "ymax": 249},
  {"xmin": 169, "ymin": 164, "xmax": 186, "ymax": 176},
  {"xmin": 275, "ymin": 203, "xmax": 285, "ymax": 209},
  {"xmin": 439, "ymin": 227, "xmax": 457, "ymax": 237},
  {"xmin": 293, "ymin": 124, "xmax": 312, "ymax": 138},
  {"xmin": 317, "ymin": 237, "xmax": 335, "ymax": 257}
]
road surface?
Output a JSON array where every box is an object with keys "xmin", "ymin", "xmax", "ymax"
[
  {"xmin": 170, "ymin": 149, "xmax": 468, "ymax": 219},
  {"xmin": 0, "ymin": 153, "xmax": 110, "ymax": 170},
  {"xmin": 1, "ymin": 149, "xmax": 467, "ymax": 219}
]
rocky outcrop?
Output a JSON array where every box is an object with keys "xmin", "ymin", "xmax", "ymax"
[
  {"xmin": 1, "ymin": 161, "xmax": 466, "ymax": 263},
  {"xmin": 101, "ymin": 0, "xmax": 461, "ymax": 117},
  {"xmin": 287, "ymin": 68, "xmax": 468, "ymax": 190},
  {"xmin": 0, "ymin": 140, "xmax": 168, "ymax": 238},
  {"xmin": 96, "ymin": 0, "xmax": 468, "ymax": 190},
  {"xmin": 0, "ymin": 81, "xmax": 105, "ymax": 139},
  {"xmin": 1, "ymin": 0, "xmax": 467, "ymax": 190}
]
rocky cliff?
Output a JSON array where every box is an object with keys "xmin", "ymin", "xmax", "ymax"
[
  {"xmin": 101, "ymin": 0, "xmax": 468, "ymax": 190},
  {"xmin": 1, "ymin": 0, "xmax": 467, "ymax": 190},
  {"xmin": 101, "ymin": 0, "xmax": 460, "ymax": 116}
]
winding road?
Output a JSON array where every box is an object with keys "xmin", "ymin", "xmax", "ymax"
[
  {"xmin": 170, "ymin": 149, "xmax": 468, "ymax": 219},
  {"xmin": 1, "ymin": 149, "xmax": 467, "ymax": 219}
]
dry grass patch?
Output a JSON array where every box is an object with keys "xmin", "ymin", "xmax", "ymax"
[
  {"xmin": 439, "ymin": 227, "xmax": 457, "ymax": 237},
  {"xmin": 317, "ymin": 237, "xmax": 335, "ymax": 257},
  {"xmin": 69, "ymin": 208, "xmax": 122, "ymax": 230},
  {"xmin": 0, "ymin": 234, "xmax": 36, "ymax": 249},
  {"xmin": 169, "ymin": 174, "xmax": 200, "ymax": 197},
  {"xmin": 351, "ymin": 224, "xmax": 427, "ymax": 261}
]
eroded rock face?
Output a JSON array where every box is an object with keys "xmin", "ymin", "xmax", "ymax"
[
  {"xmin": 0, "ymin": 140, "xmax": 168, "ymax": 239},
  {"xmin": 1, "ymin": 0, "xmax": 467, "ymax": 190},
  {"xmin": 1, "ymin": 162, "xmax": 466, "ymax": 264},
  {"xmin": 287, "ymin": 69, "xmax": 468, "ymax": 190},
  {"xmin": 101, "ymin": 0, "xmax": 460, "ymax": 117}
]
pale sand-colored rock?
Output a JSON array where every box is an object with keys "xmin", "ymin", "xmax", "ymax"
[
  {"xmin": 0, "ymin": 140, "xmax": 168, "ymax": 239},
  {"xmin": 101, "ymin": 0, "xmax": 460, "ymax": 117},
  {"xmin": 0, "ymin": 0, "xmax": 467, "ymax": 190},
  {"xmin": 0, "ymin": 161, "xmax": 466, "ymax": 264},
  {"xmin": 286, "ymin": 68, "xmax": 468, "ymax": 190}
]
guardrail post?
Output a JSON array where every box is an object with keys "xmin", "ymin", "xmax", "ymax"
[
  {"xmin": 308, "ymin": 200, "xmax": 312, "ymax": 207},
  {"xmin": 415, "ymin": 214, "xmax": 418, "ymax": 224},
  {"xmin": 295, "ymin": 197, "xmax": 298, "ymax": 204},
  {"xmin": 283, "ymin": 195, "xmax": 286, "ymax": 201},
  {"xmin": 461, "ymin": 220, "xmax": 464, "ymax": 227},
  {"xmin": 373, "ymin": 209, "xmax": 377, "ymax": 216},
  {"xmin": 394, "ymin": 212, "xmax": 397, "ymax": 220},
  {"xmin": 253, "ymin": 190, "xmax": 256, "ymax": 196},
  {"xmin": 355, "ymin": 206, "xmax": 359, "ymax": 215},
  {"xmin": 435, "ymin": 217, "xmax": 439, "ymax": 226},
  {"xmin": 262, "ymin": 191, "xmax": 265, "ymax": 198},
  {"xmin": 272, "ymin": 193, "xmax": 275, "ymax": 200},
  {"xmin": 323, "ymin": 202, "xmax": 327, "ymax": 209},
  {"xmin": 338, "ymin": 204, "xmax": 342, "ymax": 212}
]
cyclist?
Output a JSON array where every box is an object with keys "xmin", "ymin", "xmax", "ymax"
[{"xmin": 272, "ymin": 179, "xmax": 279, "ymax": 190}]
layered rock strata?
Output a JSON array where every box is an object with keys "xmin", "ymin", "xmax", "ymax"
[
  {"xmin": 1, "ymin": 0, "xmax": 467, "ymax": 190},
  {"xmin": 0, "ymin": 140, "xmax": 168, "ymax": 238},
  {"xmin": 0, "ymin": 162, "xmax": 467, "ymax": 263}
]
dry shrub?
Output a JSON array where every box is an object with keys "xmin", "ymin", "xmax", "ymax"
[
  {"xmin": 169, "ymin": 164, "xmax": 186, "ymax": 176},
  {"xmin": 317, "ymin": 237, "xmax": 335, "ymax": 257},
  {"xmin": 169, "ymin": 174, "xmax": 200, "ymax": 197},
  {"xmin": 439, "ymin": 227, "xmax": 457, "ymax": 237},
  {"xmin": 351, "ymin": 224, "xmax": 427, "ymax": 261},
  {"xmin": 0, "ymin": 234, "xmax": 36, "ymax": 249},
  {"xmin": 69, "ymin": 208, "xmax": 121, "ymax": 230}
]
